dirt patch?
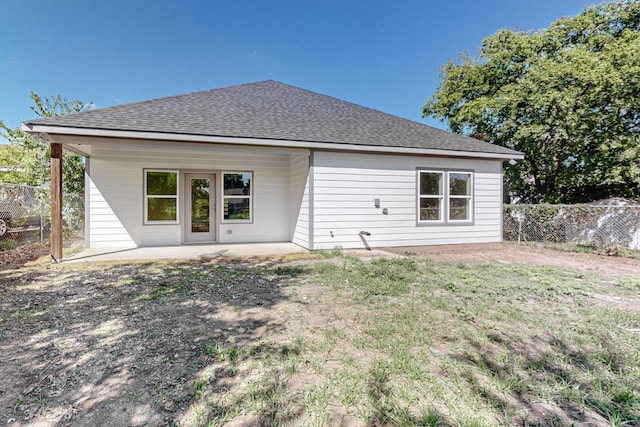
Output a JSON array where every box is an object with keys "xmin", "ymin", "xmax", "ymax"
[
  {"xmin": 591, "ymin": 293, "xmax": 640, "ymax": 313},
  {"xmin": 385, "ymin": 242, "xmax": 640, "ymax": 279},
  {"xmin": 0, "ymin": 242, "xmax": 49, "ymax": 270},
  {"xmin": 0, "ymin": 260, "xmax": 303, "ymax": 426}
]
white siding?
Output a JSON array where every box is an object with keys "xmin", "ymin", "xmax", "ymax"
[
  {"xmin": 87, "ymin": 139, "xmax": 307, "ymax": 248},
  {"xmin": 289, "ymin": 154, "xmax": 311, "ymax": 249},
  {"xmin": 84, "ymin": 137, "xmax": 504, "ymax": 250},
  {"xmin": 87, "ymin": 172, "xmax": 136, "ymax": 248},
  {"xmin": 311, "ymin": 151, "xmax": 504, "ymax": 250}
]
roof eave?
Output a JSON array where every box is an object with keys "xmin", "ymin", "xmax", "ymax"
[{"xmin": 21, "ymin": 124, "xmax": 525, "ymax": 161}]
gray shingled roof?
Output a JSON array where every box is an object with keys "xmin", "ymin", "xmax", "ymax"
[{"xmin": 24, "ymin": 80, "xmax": 521, "ymax": 156}]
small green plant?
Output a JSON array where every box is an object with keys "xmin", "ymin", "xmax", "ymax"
[
  {"xmin": 193, "ymin": 379, "xmax": 206, "ymax": 401},
  {"xmin": 37, "ymin": 397, "xmax": 47, "ymax": 416},
  {"xmin": 421, "ymin": 408, "xmax": 441, "ymax": 427},
  {"xmin": 225, "ymin": 346, "xmax": 239, "ymax": 362},
  {"xmin": 368, "ymin": 358, "xmax": 390, "ymax": 401},
  {"xmin": 205, "ymin": 343, "xmax": 218, "ymax": 357},
  {"xmin": 14, "ymin": 396, "xmax": 24, "ymax": 412},
  {"xmin": 0, "ymin": 238, "xmax": 18, "ymax": 251},
  {"xmin": 273, "ymin": 265, "xmax": 305, "ymax": 276}
]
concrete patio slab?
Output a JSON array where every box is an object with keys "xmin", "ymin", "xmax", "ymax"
[{"xmin": 63, "ymin": 242, "xmax": 309, "ymax": 263}]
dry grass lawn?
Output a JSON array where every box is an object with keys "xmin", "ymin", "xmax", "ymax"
[{"xmin": 1, "ymin": 243, "xmax": 639, "ymax": 426}]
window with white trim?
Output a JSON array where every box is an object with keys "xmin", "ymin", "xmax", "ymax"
[
  {"xmin": 448, "ymin": 172, "xmax": 472, "ymax": 221},
  {"xmin": 145, "ymin": 170, "xmax": 178, "ymax": 223},
  {"xmin": 222, "ymin": 172, "xmax": 252, "ymax": 222},
  {"xmin": 418, "ymin": 170, "xmax": 473, "ymax": 223},
  {"xmin": 418, "ymin": 171, "xmax": 444, "ymax": 222}
]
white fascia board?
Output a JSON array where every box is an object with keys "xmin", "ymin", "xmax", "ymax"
[
  {"xmin": 19, "ymin": 125, "xmax": 92, "ymax": 157},
  {"xmin": 64, "ymin": 144, "xmax": 91, "ymax": 157},
  {"xmin": 48, "ymin": 134, "xmax": 310, "ymax": 157},
  {"xmin": 22, "ymin": 124, "xmax": 525, "ymax": 160}
]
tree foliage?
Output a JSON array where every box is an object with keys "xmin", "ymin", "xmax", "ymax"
[
  {"xmin": 423, "ymin": 0, "xmax": 640, "ymax": 203},
  {"xmin": 0, "ymin": 93, "xmax": 87, "ymax": 194},
  {"xmin": 0, "ymin": 144, "xmax": 41, "ymax": 185}
]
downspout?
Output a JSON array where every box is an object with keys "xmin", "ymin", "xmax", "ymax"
[{"xmin": 358, "ymin": 230, "xmax": 371, "ymax": 250}]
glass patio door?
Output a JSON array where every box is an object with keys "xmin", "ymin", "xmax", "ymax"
[{"xmin": 184, "ymin": 174, "xmax": 216, "ymax": 243}]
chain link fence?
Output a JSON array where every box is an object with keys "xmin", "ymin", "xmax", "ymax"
[
  {"xmin": 504, "ymin": 203, "xmax": 640, "ymax": 250},
  {"xmin": 0, "ymin": 184, "xmax": 83, "ymax": 251}
]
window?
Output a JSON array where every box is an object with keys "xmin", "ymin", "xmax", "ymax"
[
  {"xmin": 449, "ymin": 172, "xmax": 472, "ymax": 221},
  {"xmin": 418, "ymin": 170, "xmax": 473, "ymax": 224},
  {"xmin": 222, "ymin": 172, "xmax": 252, "ymax": 222},
  {"xmin": 418, "ymin": 171, "xmax": 444, "ymax": 222},
  {"xmin": 145, "ymin": 170, "xmax": 178, "ymax": 223}
]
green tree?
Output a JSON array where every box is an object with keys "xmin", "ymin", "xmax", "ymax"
[
  {"xmin": 0, "ymin": 144, "xmax": 41, "ymax": 185},
  {"xmin": 0, "ymin": 92, "xmax": 88, "ymax": 194},
  {"xmin": 423, "ymin": 0, "xmax": 640, "ymax": 203}
]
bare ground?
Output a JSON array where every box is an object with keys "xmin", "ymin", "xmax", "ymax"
[
  {"xmin": 0, "ymin": 243, "xmax": 49, "ymax": 270},
  {"xmin": 385, "ymin": 242, "xmax": 640, "ymax": 316},
  {"xmin": 384, "ymin": 242, "xmax": 640, "ymax": 279},
  {"xmin": 1, "ymin": 242, "xmax": 639, "ymax": 426},
  {"xmin": 0, "ymin": 257, "xmax": 305, "ymax": 426}
]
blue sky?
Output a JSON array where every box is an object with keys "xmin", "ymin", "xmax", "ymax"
[{"xmin": 1, "ymin": 0, "xmax": 596, "ymax": 134}]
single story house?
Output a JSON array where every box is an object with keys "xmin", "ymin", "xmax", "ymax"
[{"xmin": 22, "ymin": 81, "xmax": 523, "ymax": 259}]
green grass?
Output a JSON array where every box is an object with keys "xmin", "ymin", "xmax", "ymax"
[
  {"xmin": 176, "ymin": 255, "xmax": 639, "ymax": 425},
  {"xmin": 303, "ymin": 256, "xmax": 640, "ymax": 425},
  {"xmin": 4, "ymin": 252, "xmax": 639, "ymax": 426}
]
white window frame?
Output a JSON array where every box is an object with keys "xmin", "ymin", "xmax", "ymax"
[
  {"xmin": 418, "ymin": 170, "xmax": 445, "ymax": 223},
  {"xmin": 221, "ymin": 171, "xmax": 253, "ymax": 223},
  {"xmin": 144, "ymin": 169, "xmax": 179, "ymax": 225},
  {"xmin": 447, "ymin": 171, "xmax": 473, "ymax": 223},
  {"xmin": 417, "ymin": 169, "xmax": 474, "ymax": 225}
]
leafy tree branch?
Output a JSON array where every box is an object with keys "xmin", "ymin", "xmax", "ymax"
[
  {"xmin": 1, "ymin": 93, "xmax": 88, "ymax": 194},
  {"xmin": 424, "ymin": 0, "xmax": 640, "ymax": 203}
]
